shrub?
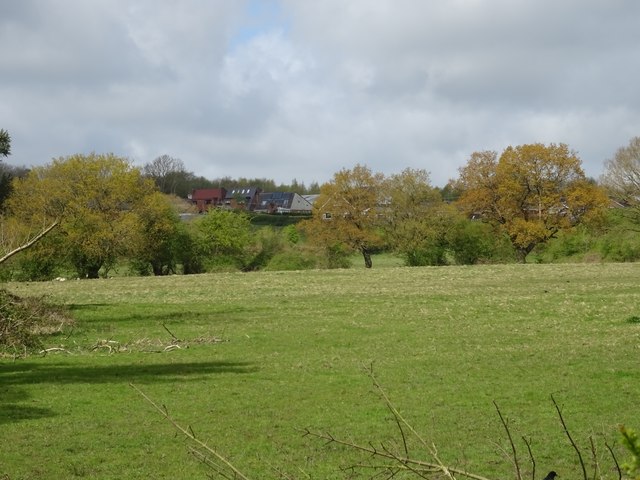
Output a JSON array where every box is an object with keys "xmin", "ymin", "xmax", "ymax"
[{"xmin": 265, "ymin": 247, "xmax": 319, "ymax": 271}]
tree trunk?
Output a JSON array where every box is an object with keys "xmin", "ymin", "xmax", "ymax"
[
  {"xmin": 361, "ymin": 247, "xmax": 373, "ymax": 268},
  {"xmin": 86, "ymin": 265, "xmax": 101, "ymax": 279}
]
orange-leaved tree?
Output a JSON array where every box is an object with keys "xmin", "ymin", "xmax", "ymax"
[
  {"xmin": 303, "ymin": 164, "xmax": 385, "ymax": 268},
  {"xmin": 457, "ymin": 143, "xmax": 608, "ymax": 262}
]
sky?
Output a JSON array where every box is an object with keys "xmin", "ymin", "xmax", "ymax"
[{"xmin": 1, "ymin": 0, "xmax": 640, "ymax": 188}]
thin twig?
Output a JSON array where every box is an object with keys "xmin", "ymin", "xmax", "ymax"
[
  {"xmin": 604, "ymin": 440, "xmax": 622, "ymax": 480},
  {"xmin": 302, "ymin": 429, "xmax": 492, "ymax": 480},
  {"xmin": 522, "ymin": 436, "xmax": 535, "ymax": 480},
  {"xmin": 589, "ymin": 436, "xmax": 599, "ymax": 480},
  {"xmin": 130, "ymin": 383, "xmax": 251, "ymax": 480},
  {"xmin": 493, "ymin": 401, "xmax": 522, "ymax": 480},
  {"xmin": 365, "ymin": 364, "xmax": 458, "ymax": 480},
  {"xmin": 551, "ymin": 394, "xmax": 587, "ymax": 480},
  {"xmin": 162, "ymin": 323, "xmax": 180, "ymax": 342}
]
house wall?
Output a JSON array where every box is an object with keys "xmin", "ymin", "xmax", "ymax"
[{"xmin": 289, "ymin": 193, "xmax": 312, "ymax": 213}]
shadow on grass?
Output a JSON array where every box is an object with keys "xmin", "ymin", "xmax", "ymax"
[
  {"xmin": 69, "ymin": 303, "xmax": 260, "ymax": 324},
  {"xmin": 0, "ymin": 360, "xmax": 257, "ymax": 386},
  {"xmin": 0, "ymin": 360, "xmax": 255, "ymax": 424},
  {"xmin": 0, "ymin": 403, "xmax": 55, "ymax": 425}
]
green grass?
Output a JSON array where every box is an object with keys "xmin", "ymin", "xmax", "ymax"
[{"xmin": 1, "ymin": 262, "xmax": 639, "ymax": 479}]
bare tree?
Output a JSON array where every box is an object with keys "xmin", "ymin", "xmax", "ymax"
[
  {"xmin": 143, "ymin": 155, "xmax": 186, "ymax": 194},
  {"xmin": 601, "ymin": 137, "xmax": 640, "ymax": 227}
]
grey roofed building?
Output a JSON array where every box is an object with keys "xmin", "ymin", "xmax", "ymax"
[{"xmin": 255, "ymin": 192, "xmax": 313, "ymax": 214}]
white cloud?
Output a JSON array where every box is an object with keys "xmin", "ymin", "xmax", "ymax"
[{"xmin": 1, "ymin": 0, "xmax": 639, "ymax": 186}]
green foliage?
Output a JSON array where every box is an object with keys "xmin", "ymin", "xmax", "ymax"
[
  {"xmin": 620, "ymin": 426, "xmax": 640, "ymax": 480},
  {"xmin": 283, "ymin": 224, "xmax": 300, "ymax": 244},
  {"xmin": 249, "ymin": 213, "xmax": 308, "ymax": 227},
  {"xmin": 6, "ymin": 153, "xmax": 157, "ymax": 278},
  {"xmin": 264, "ymin": 247, "xmax": 318, "ymax": 271},
  {"xmin": 448, "ymin": 219, "xmax": 499, "ymax": 265},
  {"xmin": 242, "ymin": 227, "xmax": 287, "ymax": 271},
  {"xmin": 0, "ymin": 129, "xmax": 10, "ymax": 157},
  {"xmin": 195, "ymin": 209, "xmax": 252, "ymax": 270},
  {"xmin": 130, "ymin": 192, "xmax": 183, "ymax": 276}
]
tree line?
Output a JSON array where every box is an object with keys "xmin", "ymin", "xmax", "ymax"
[{"xmin": 1, "ymin": 130, "xmax": 640, "ymax": 279}]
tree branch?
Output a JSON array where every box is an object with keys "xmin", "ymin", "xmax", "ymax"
[
  {"xmin": 130, "ymin": 383, "xmax": 251, "ymax": 480},
  {"xmin": 552, "ymin": 394, "xmax": 587, "ymax": 480},
  {"xmin": 0, "ymin": 220, "xmax": 59, "ymax": 265}
]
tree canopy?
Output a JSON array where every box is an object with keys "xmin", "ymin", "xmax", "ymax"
[
  {"xmin": 0, "ymin": 129, "xmax": 10, "ymax": 158},
  {"xmin": 7, "ymin": 153, "xmax": 156, "ymax": 278},
  {"xmin": 457, "ymin": 143, "xmax": 608, "ymax": 262},
  {"xmin": 304, "ymin": 164, "xmax": 385, "ymax": 268}
]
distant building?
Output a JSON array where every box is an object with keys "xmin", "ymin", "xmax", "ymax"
[
  {"xmin": 254, "ymin": 192, "xmax": 314, "ymax": 214},
  {"xmin": 224, "ymin": 187, "xmax": 262, "ymax": 211},
  {"xmin": 188, "ymin": 188, "xmax": 227, "ymax": 213}
]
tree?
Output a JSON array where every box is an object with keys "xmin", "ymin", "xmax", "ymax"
[
  {"xmin": 129, "ymin": 192, "xmax": 183, "ymax": 276},
  {"xmin": 195, "ymin": 209, "xmax": 252, "ymax": 270},
  {"xmin": 7, "ymin": 153, "xmax": 156, "ymax": 278},
  {"xmin": 601, "ymin": 136, "xmax": 640, "ymax": 227},
  {"xmin": 457, "ymin": 143, "xmax": 608, "ymax": 262},
  {"xmin": 143, "ymin": 155, "xmax": 187, "ymax": 195},
  {"xmin": 304, "ymin": 164, "xmax": 385, "ymax": 268},
  {"xmin": 381, "ymin": 168, "xmax": 452, "ymax": 266},
  {"xmin": 0, "ymin": 129, "xmax": 10, "ymax": 158}
]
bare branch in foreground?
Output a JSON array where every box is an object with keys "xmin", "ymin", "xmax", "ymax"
[
  {"xmin": 130, "ymin": 383, "xmax": 251, "ymax": 480},
  {"xmin": 0, "ymin": 220, "xmax": 59, "ymax": 265},
  {"xmin": 302, "ymin": 428, "xmax": 492, "ymax": 480},
  {"xmin": 494, "ymin": 401, "xmax": 522, "ymax": 480},
  {"xmin": 552, "ymin": 394, "xmax": 587, "ymax": 480},
  {"xmin": 522, "ymin": 436, "xmax": 535, "ymax": 480},
  {"xmin": 604, "ymin": 440, "xmax": 622, "ymax": 480}
]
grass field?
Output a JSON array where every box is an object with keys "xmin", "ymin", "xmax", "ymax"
[{"xmin": 1, "ymin": 262, "xmax": 639, "ymax": 479}]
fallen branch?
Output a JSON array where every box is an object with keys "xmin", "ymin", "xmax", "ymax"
[{"xmin": 39, "ymin": 346, "xmax": 71, "ymax": 356}]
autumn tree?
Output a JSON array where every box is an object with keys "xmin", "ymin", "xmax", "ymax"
[
  {"xmin": 457, "ymin": 143, "xmax": 608, "ymax": 262},
  {"xmin": 601, "ymin": 136, "xmax": 640, "ymax": 227},
  {"xmin": 304, "ymin": 164, "xmax": 385, "ymax": 268},
  {"xmin": 7, "ymin": 153, "xmax": 156, "ymax": 278}
]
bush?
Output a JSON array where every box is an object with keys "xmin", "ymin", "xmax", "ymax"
[
  {"xmin": 265, "ymin": 247, "xmax": 320, "ymax": 271},
  {"xmin": 0, "ymin": 289, "xmax": 73, "ymax": 352}
]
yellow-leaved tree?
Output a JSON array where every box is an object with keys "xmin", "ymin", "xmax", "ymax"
[
  {"xmin": 7, "ymin": 153, "xmax": 156, "ymax": 278},
  {"xmin": 457, "ymin": 143, "xmax": 608, "ymax": 262},
  {"xmin": 303, "ymin": 164, "xmax": 385, "ymax": 268}
]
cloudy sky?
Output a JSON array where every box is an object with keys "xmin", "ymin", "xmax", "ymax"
[{"xmin": 1, "ymin": 1, "xmax": 639, "ymax": 187}]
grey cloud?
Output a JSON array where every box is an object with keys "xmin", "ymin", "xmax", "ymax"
[{"xmin": 1, "ymin": 0, "xmax": 639, "ymax": 186}]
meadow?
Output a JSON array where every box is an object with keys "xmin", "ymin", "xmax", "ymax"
[{"xmin": 1, "ymin": 262, "xmax": 639, "ymax": 479}]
